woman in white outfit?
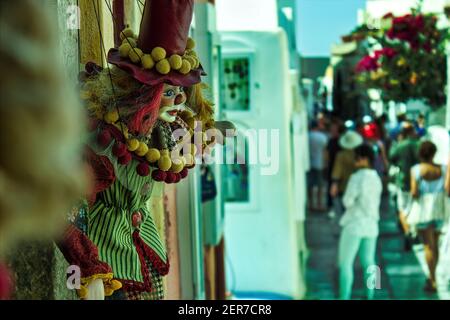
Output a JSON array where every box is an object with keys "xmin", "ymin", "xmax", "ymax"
[{"xmin": 338, "ymin": 144, "xmax": 383, "ymax": 300}]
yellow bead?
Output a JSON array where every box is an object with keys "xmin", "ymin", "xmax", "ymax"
[
  {"xmin": 192, "ymin": 56, "xmax": 199, "ymax": 69},
  {"xmin": 135, "ymin": 142, "xmax": 149, "ymax": 156},
  {"xmin": 171, "ymin": 160, "xmax": 184, "ymax": 173},
  {"xmin": 127, "ymin": 139, "xmax": 140, "ymax": 152},
  {"xmin": 185, "ymin": 56, "xmax": 196, "ymax": 69},
  {"xmin": 104, "ymin": 110, "xmax": 119, "ymax": 123},
  {"xmin": 156, "ymin": 59, "xmax": 171, "ymax": 75},
  {"xmin": 179, "ymin": 59, "xmax": 191, "ymax": 74},
  {"xmin": 186, "ymin": 49, "xmax": 197, "ymax": 57},
  {"xmin": 186, "ymin": 37, "xmax": 195, "ymax": 50},
  {"xmin": 119, "ymin": 43, "xmax": 132, "ymax": 58},
  {"xmin": 120, "ymin": 28, "xmax": 135, "ymax": 41},
  {"xmin": 141, "ymin": 54, "xmax": 155, "ymax": 69},
  {"xmin": 161, "ymin": 149, "xmax": 169, "ymax": 156},
  {"xmin": 158, "ymin": 155, "xmax": 172, "ymax": 171},
  {"xmin": 122, "ymin": 37, "xmax": 137, "ymax": 48},
  {"xmin": 145, "ymin": 148, "xmax": 161, "ymax": 163},
  {"xmin": 128, "ymin": 48, "xmax": 143, "ymax": 64},
  {"xmin": 151, "ymin": 47, "xmax": 166, "ymax": 62},
  {"xmin": 169, "ymin": 54, "xmax": 183, "ymax": 70}
]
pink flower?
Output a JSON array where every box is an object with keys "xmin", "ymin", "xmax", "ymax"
[
  {"xmin": 374, "ymin": 48, "xmax": 397, "ymax": 59},
  {"xmin": 356, "ymin": 55, "xmax": 379, "ymax": 73},
  {"xmin": 411, "ymin": 15, "xmax": 425, "ymax": 30}
]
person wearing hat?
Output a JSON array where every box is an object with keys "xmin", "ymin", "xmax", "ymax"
[
  {"xmin": 329, "ymin": 130, "xmax": 363, "ymax": 220},
  {"xmin": 58, "ymin": 0, "xmax": 233, "ymax": 300}
]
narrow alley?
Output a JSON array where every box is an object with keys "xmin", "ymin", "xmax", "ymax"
[{"xmin": 305, "ymin": 196, "xmax": 450, "ymax": 299}]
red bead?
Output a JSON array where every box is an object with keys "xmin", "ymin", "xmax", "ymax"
[
  {"xmin": 165, "ymin": 172, "xmax": 177, "ymax": 184},
  {"xmin": 118, "ymin": 152, "xmax": 132, "ymax": 165},
  {"xmin": 173, "ymin": 173, "xmax": 181, "ymax": 183},
  {"xmin": 152, "ymin": 169, "xmax": 166, "ymax": 182},
  {"xmin": 180, "ymin": 168, "xmax": 189, "ymax": 179},
  {"xmin": 132, "ymin": 211, "xmax": 142, "ymax": 227},
  {"xmin": 113, "ymin": 142, "xmax": 127, "ymax": 158},
  {"xmin": 97, "ymin": 129, "xmax": 112, "ymax": 147},
  {"xmin": 136, "ymin": 162, "xmax": 150, "ymax": 176}
]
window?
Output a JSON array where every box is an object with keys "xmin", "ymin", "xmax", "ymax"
[
  {"xmin": 224, "ymin": 135, "xmax": 249, "ymax": 203},
  {"xmin": 221, "ymin": 57, "xmax": 250, "ymax": 111}
]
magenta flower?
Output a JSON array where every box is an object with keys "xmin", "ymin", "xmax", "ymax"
[
  {"xmin": 374, "ymin": 48, "xmax": 397, "ymax": 59},
  {"xmin": 356, "ymin": 55, "xmax": 379, "ymax": 73}
]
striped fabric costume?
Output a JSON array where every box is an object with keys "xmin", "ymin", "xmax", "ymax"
[
  {"xmin": 58, "ymin": 137, "xmax": 170, "ymax": 300},
  {"xmin": 87, "ymin": 141, "xmax": 169, "ymax": 299}
]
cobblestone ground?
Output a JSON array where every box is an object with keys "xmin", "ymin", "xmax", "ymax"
[{"xmin": 304, "ymin": 194, "xmax": 450, "ymax": 300}]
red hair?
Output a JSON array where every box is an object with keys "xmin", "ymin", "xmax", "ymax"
[{"xmin": 128, "ymin": 83, "xmax": 164, "ymax": 134}]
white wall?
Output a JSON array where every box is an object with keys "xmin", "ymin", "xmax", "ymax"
[
  {"xmin": 221, "ymin": 30, "xmax": 302, "ymax": 299},
  {"xmin": 216, "ymin": 0, "xmax": 278, "ymax": 31}
]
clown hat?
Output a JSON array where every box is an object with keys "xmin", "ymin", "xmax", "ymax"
[{"xmin": 108, "ymin": 0, "xmax": 205, "ymax": 87}]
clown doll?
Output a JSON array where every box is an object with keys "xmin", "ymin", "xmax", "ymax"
[{"xmin": 58, "ymin": 0, "xmax": 232, "ymax": 300}]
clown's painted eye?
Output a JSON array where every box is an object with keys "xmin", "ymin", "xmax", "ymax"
[
  {"xmin": 179, "ymin": 87, "xmax": 184, "ymax": 93},
  {"xmin": 163, "ymin": 89, "xmax": 176, "ymax": 97}
]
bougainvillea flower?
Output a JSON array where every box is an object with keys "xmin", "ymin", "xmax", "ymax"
[
  {"xmin": 411, "ymin": 15, "xmax": 425, "ymax": 30},
  {"xmin": 374, "ymin": 48, "xmax": 397, "ymax": 59},
  {"xmin": 356, "ymin": 55, "xmax": 379, "ymax": 73}
]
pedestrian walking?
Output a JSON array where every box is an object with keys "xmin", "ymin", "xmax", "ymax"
[
  {"xmin": 308, "ymin": 120, "xmax": 329, "ymax": 211},
  {"xmin": 338, "ymin": 144, "xmax": 383, "ymax": 300},
  {"xmin": 329, "ymin": 130, "xmax": 363, "ymax": 218},
  {"xmin": 407, "ymin": 141, "xmax": 447, "ymax": 292}
]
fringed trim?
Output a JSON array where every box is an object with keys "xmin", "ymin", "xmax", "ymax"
[
  {"xmin": 134, "ymin": 231, "xmax": 170, "ymax": 276},
  {"xmin": 118, "ymin": 230, "xmax": 170, "ymax": 293},
  {"xmin": 77, "ymin": 273, "xmax": 122, "ymax": 299}
]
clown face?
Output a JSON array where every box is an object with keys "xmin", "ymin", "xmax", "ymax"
[{"xmin": 159, "ymin": 84, "xmax": 187, "ymax": 123}]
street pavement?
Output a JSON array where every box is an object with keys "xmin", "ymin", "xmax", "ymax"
[{"xmin": 304, "ymin": 195, "xmax": 450, "ymax": 300}]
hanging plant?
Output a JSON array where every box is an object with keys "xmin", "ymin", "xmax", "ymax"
[
  {"xmin": 355, "ymin": 10, "xmax": 449, "ymax": 109},
  {"xmin": 341, "ymin": 24, "xmax": 380, "ymax": 43}
]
